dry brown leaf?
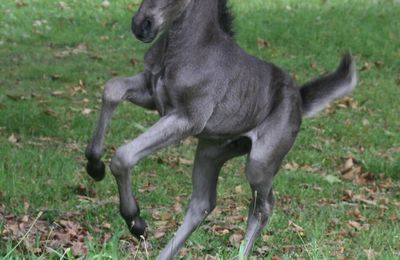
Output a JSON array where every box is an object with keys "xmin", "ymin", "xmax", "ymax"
[
  {"xmin": 360, "ymin": 62, "xmax": 373, "ymax": 72},
  {"xmin": 59, "ymin": 1, "xmax": 71, "ymax": 11},
  {"xmin": 21, "ymin": 215, "xmax": 29, "ymax": 223},
  {"xmin": 8, "ymin": 134, "xmax": 18, "ymax": 144},
  {"xmin": 154, "ymin": 231, "xmax": 166, "ymax": 239},
  {"xmin": 72, "ymin": 44, "xmax": 87, "ymax": 55},
  {"xmin": 101, "ymin": 0, "xmax": 111, "ymax": 8},
  {"xmin": 71, "ymin": 241, "xmax": 87, "ymax": 256},
  {"xmin": 51, "ymin": 74, "xmax": 62, "ymax": 81},
  {"xmin": 212, "ymin": 225, "xmax": 230, "ymax": 236},
  {"xmin": 257, "ymin": 38, "xmax": 271, "ymax": 49},
  {"xmin": 229, "ymin": 233, "xmax": 243, "ymax": 247},
  {"xmin": 347, "ymin": 220, "xmax": 369, "ymax": 231},
  {"xmin": 130, "ymin": 57, "xmax": 139, "ymax": 66},
  {"xmin": 81, "ymin": 108, "xmax": 92, "ymax": 115},
  {"xmin": 15, "ymin": 0, "xmax": 28, "ymax": 8},
  {"xmin": 347, "ymin": 220, "xmax": 362, "ymax": 230},
  {"xmin": 283, "ymin": 162, "xmax": 299, "ymax": 171},
  {"xmin": 353, "ymin": 194, "xmax": 377, "ymax": 206},
  {"xmin": 348, "ymin": 208, "xmax": 365, "ymax": 221},
  {"xmin": 340, "ymin": 157, "xmax": 375, "ymax": 185},
  {"xmin": 235, "ymin": 185, "xmax": 243, "ymax": 193},
  {"xmin": 139, "ymin": 182, "xmax": 156, "ymax": 193},
  {"xmin": 364, "ymin": 248, "xmax": 377, "ymax": 260},
  {"xmin": 51, "ymin": 90, "xmax": 64, "ymax": 97},
  {"xmin": 173, "ymin": 200, "xmax": 183, "ymax": 213},
  {"xmin": 102, "ymin": 222, "xmax": 111, "ymax": 229},
  {"xmin": 179, "ymin": 158, "xmax": 193, "ymax": 165},
  {"xmin": 310, "ymin": 63, "xmax": 318, "ymax": 70},
  {"xmin": 152, "ymin": 211, "xmax": 173, "ymax": 221},
  {"xmin": 288, "ymin": 220, "xmax": 305, "ymax": 236},
  {"xmin": 55, "ymin": 43, "xmax": 87, "ymax": 58},
  {"xmin": 262, "ymin": 234, "xmax": 271, "ymax": 241}
]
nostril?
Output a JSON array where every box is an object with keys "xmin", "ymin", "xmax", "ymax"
[{"xmin": 142, "ymin": 18, "xmax": 152, "ymax": 32}]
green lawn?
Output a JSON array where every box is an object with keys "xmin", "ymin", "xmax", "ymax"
[{"xmin": 0, "ymin": 0, "xmax": 399, "ymax": 259}]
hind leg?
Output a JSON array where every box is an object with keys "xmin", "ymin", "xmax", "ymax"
[
  {"xmin": 242, "ymin": 157, "xmax": 278, "ymax": 255},
  {"xmin": 158, "ymin": 138, "xmax": 251, "ymax": 260},
  {"xmin": 242, "ymin": 105, "xmax": 301, "ymax": 255},
  {"xmin": 85, "ymin": 73, "xmax": 154, "ymax": 181}
]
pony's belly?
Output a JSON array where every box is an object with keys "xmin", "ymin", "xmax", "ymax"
[{"xmin": 198, "ymin": 114, "xmax": 259, "ymax": 140}]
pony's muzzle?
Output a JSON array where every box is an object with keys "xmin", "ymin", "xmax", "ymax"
[{"xmin": 132, "ymin": 15, "xmax": 157, "ymax": 43}]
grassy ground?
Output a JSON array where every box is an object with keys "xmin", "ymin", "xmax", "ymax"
[{"xmin": 1, "ymin": 0, "xmax": 399, "ymax": 259}]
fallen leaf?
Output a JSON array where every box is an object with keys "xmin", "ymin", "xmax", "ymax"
[
  {"xmin": 15, "ymin": 0, "xmax": 28, "ymax": 8},
  {"xmin": 235, "ymin": 185, "xmax": 243, "ymax": 193},
  {"xmin": 179, "ymin": 158, "xmax": 193, "ymax": 165},
  {"xmin": 360, "ymin": 62, "xmax": 373, "ymax": 72},
  {"xmin": 55, "ymin": 43, "xmax": 87, "ymax": 58},
  {"xmin": 257, "ymin": 38, "xmax": 271, "ymax": 49},
  {"xmin": 348, "ymin": 208, "xmax": 365, "ymax": 221},
  {"xmin": 130, "ymin": 58, "xmax": 139, "ymax": 66},
  {"xmin": 51, "ymin": 90, "xmax": 64, "ymax": 97},
  {"xmin": 102, "ymin": 223, "xmax": 111, "ymax": 229},
  {"xmin": 347, "ymin": 220, "xmax": 369, "ymax": 231},
  {"xmin": 212, "ymin": 225, "xmax": 230, "ymax": 236},
  {"xmin": 81, "ymin": 108, "xmax": 92, "ymax": 115},
  {"xmin": 283, "ymin": 162, "xmax": 299, "ymax": 171},
  {"xmin": 21, "ymin": 215, "xmax": 29, "ymax": 223},
  {"xmin": 139, "ymin": 182, "xmax": 156, "ymax": 193},
  {"xmin": 288, "ymin": 220, "xmax": 305, "ymax": 236},
  {"xmin": 364, "ymin": 248, "xmax": 377, "ymax": 260},
  {"xmin": 310, "ymin": 63, "xmax": 319, "ymax": 70},
  {"xmin": 154, "ymin": 231, "xmax": 166, "ymax": 239},
  {"xmin": 324, "ymin": 175, "xmax": 342, "ymax": 184},
  {"xmin": 58, "ymin": 1, "xmax": 71, "ymax": 11},
  {"xmin": 101, "ymin": 0, "xmax": 110, "ymax": 8},
  {"xmin": 173, "ymin": 198, "xmax": 183, "ymax": 213},
  {"xmin": 229, "ymin": 233, "xmax": 243, "ymax": 247},
  {"xmin": 340, "ymin": 157, "xmax": 375, "ymax": 185},
  {"xmin": 347, "ymin": 220, "xmax": 362, "ymax": 230},
  {"xmin": 71, "ymin": 241, "xmax": 87, "ymax": 256},
  {"xmin": 8, "ymin": 134, "xmax": 18, "ymax": 144},
  {"xmin": 50, "ymin": 75, "xmax": 62, "ymax": 81}
]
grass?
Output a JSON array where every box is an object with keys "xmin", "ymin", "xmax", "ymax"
[{"xmin": 1, "ymin": 0, "xmax": 399, "ymax": 258}]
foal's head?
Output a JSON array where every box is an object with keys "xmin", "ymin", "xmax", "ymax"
[{"xmin": 132, "ymin": 0, "xmax": 191, "ymax": 43}]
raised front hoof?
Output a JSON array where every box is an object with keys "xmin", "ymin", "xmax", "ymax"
[
  {"xmin": 86, "ymin": 160, "xmax": 106, "ymax": 181},
  {"xmin": 127, "ymin": 216, "xmax": 148, "ymax": 240}
]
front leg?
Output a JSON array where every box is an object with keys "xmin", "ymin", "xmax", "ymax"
[
  {"xmin": 85, "ymin": 73, "xmax": 154, "ymax": 181},
  {"xmin": 110, "ymin": 114, "xmax": 202, "ymax": 239}
]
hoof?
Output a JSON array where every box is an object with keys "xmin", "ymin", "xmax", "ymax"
[
  {"xmin": 86, "ymin": 160, "xmax": 106, "ymax": 181},
  {"xmin": 128, "ymin": 216, "xmax": 148, "ymax": 239}
]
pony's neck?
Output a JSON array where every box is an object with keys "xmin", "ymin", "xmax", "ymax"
[{"xmin": 167, "ymin": 0, "xmax": 221, "ymax": 46}]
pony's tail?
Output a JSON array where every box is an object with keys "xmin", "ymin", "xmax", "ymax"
[{"xmin": 300, "ymin": 52, "xmax": 357, "ymax": 118}]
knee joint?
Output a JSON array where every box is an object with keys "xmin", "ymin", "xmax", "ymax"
[
  {"xmin": 252, "ymin": 200, "xmax": 273, "ymax": 224},
  {"xmin": 103, "ymin": 78, "xmax": 125, "ymax": 103},
  {"xmin": 191, "ymin": 198, "xmax": 216, "ymax": 216},
  {"xmin": 110, "ymin": 147, "xmax": 139, "ymax": 176},
  {"xmin": 111, "ymin": 150, "xmax": 129, "ymax": 176}
]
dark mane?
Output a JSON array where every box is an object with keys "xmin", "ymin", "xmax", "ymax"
[{"xmin": 218, "ymin": 0, "xmax": 234, "ymax": 36}]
